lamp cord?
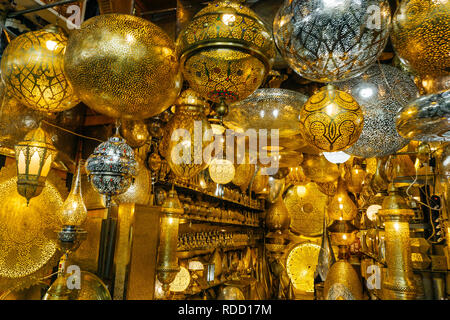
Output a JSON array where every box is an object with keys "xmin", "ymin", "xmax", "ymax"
[{"xmin": 40, "ymin": 119, "xmax": 104, "ymax": 143}]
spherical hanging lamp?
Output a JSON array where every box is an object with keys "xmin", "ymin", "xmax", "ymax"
[
  {"xmin": 14, "ymin": 126, "xmax": 57, "ymax": 204},
  {"xmin": 335, "ymin": 64, "xmax": 419, "ymax": 158},
  {"xmin": 391, "ymin": 0, "xmax": 450, "ymax": 77},
  {"xmin": 166, "ymin": 90, "xmax": 214, "ymax": 180},
  {"xmin": 208, "ymin": 158, "xmax": 235, "ymax": 185},
  {"xmin": 1, "ymin": 25, "xmax": 79, "ymax": 112},
  {"xmin": 64, "ymin": 14, "xmax": 182, "ymax": 120},
  {"xmin": 396, "ymin": 90, "xmax": 450, "ymax": 143},
  {"xmin": 85, "ymin": 135, "xmax": 137, "ymax": 207},
  {"xmin": 176, "ymin": 0, "xmax": 276, "ymax": 103},
  {"xmin": 224, "ymin": 88, "xmax": 309, "ymax": 152},
  {"xmin": 299, "ymin": 85, "xmax": 364, "ymax": 152},
  {"xmin": 273, "ymin": 0, "xmax": 391, "ymax": 83}
]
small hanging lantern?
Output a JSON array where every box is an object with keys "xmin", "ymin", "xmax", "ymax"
[
  {"xmin": 85, "ymin": 135, "xmax": 137, "ymax": 207},
  {"xmin": 14, "ymin": 125, "xmax": 57, "ymax": 204}
]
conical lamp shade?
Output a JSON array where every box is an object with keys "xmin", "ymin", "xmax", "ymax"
[
  {"xmin": 327, "ymin": 178, "xmax": 357, "ymax": 221},
  {"xmin": 58, "ymin": 163, "xmax": 87, "ymax": 226}
]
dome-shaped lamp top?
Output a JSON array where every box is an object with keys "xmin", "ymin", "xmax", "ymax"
[{"xmin": 176, "ymin": 0, "xmax": 276, "ymax": 69}]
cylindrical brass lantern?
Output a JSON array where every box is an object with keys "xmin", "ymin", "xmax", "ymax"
[
  {"xmin": 14, "ymin": 126, "xmax": 57, "ymax": 204},
  {"xmin": 378, "ymin": 184, "xmax": 417, "ymax": 300},
  {"xmin": 157, "ymin": 187, "xmax": 184, "ymax": 296},
  {"xmin": 176, "ymin": 0, "xmax": 276, "ymax": 103}
]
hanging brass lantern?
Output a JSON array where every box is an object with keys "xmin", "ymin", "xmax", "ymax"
[
  {"xmin": 119, "ymin": 120, "xmax": 150, "ymax": 148},
  {"xmin": 302, "ymin": 154, "xmax": 340, "ymax": 183},
  {"xmin": 1, "ymin": 25, "xmax": 79, "ymax": 112},
  {"xmin": 378, "ymin": 184, "xmax": 417, "ymax": 300},
  {"xmin": 284, "ymin": 182, "xmax": 329, "ymax": 237},
  {"xmin": 58, "ymin": 162, "xmax": 87, "ymax": 227},
  {"xmin": 266, "ymin": 197, "xmax": 290, "ymax": 232},
  {"xmin": 14, "ymin": 126, "xmax": 57, "ymax": 204},
  {"xmin": 345, "ymin": 164, "xmax": 366, "ymax": 194},
  {"xmin": 157, "ymin": 188, "xmax": 184, "ymax": 296},
  {"xmin": 323, "ymin": 259, "xmax": 363, "ymax": 300},
  {"xmin": 299, "ymin": 85, "xmax": 364, "ymax": 152},
  {"xmin": 176, "ymin": 0, "xmax": 276, "ymax": 103},
  {"xmin": 391, "ymin": 0, "xmax": 450, "ymax": 77},
  {"xmin": 64, "ymin": 14, "xmax": 181, "ymax": 120},
  {"xmin": 166, "ymin": 90, "xmax": 214, "ymax": 180},
  {"xmin": 327, "ymin": 178, "xmax": 358, "ymax": 222},
  {"xmin": 232, "ymin": 162, "xmax": 255, "ymax": 193}
]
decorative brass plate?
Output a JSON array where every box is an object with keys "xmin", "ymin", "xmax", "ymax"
[
  {"xmin": 285, "ymin": 242, "xmax": 321, "ymax": 293},
  {"xmin": 284, "ymin": 183, "xmax": 328, "ymax": 236},
  {"xmin": 169, "ymin": 266, "xmax": 191, "ymax": 293},
  {"xmin": 0, "ymin": 164, "xmax": 67, "ymax": 291}
]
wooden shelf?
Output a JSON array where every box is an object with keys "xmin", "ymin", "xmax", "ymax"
[{"xmin": 156, "ymin": 178, "xmax": 265, "ymax": 212}]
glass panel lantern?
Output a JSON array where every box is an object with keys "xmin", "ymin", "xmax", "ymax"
[{"xmin": 14, "ymin": 126, "xmax": 57, "ymax": 204}]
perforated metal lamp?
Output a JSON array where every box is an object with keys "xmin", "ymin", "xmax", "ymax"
[
  {"xmin": 157, "ymin": 187, "xmax": 184, "ymax": 298},
  {"xmin": 14, "ymin": 125, "xmax": 57, "ymax": 204}
]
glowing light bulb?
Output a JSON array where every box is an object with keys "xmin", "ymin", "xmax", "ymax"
[{"xmin": 323, "ymin": 151, "xmax": 351, "ymax": 164}]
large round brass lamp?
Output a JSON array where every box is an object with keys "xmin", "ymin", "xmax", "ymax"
[
  {"xmin": 14, "ymin": 126, "xmax": 57, "ymax": 204},
  {"xmin": 64, "ymin": 14, "xmax": 182, "ymax": 120},
  {"xmin": 1, "ymin": 25, "xmax": 79, "ymax": 113},
  {"xmin": 391, "ymin": 0, "xmax": 450, "ymax": 77},
  {"xmin": 299, "ymin": 85, "xmax": 364, "ymax": 152},
  {"xmin": 176, "ymin": 0, "xmax": 276, "ymax": 103}
]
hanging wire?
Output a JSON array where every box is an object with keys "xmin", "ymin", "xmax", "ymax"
[{"xmin": 40, "ymin": 119, "xmax": 103, "ymax": 143}]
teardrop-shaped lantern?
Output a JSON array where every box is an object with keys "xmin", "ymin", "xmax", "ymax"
[
  {"xmin": 58, "ymin": 162, "xmax": 87, "ymax": 227},
  {"xmin": 166, "ymin": 89, "xmax": 213, "ymax": 180},
  {"xmin": 328, "ymin": 178, "xmax": 358, "ymax": 221}
]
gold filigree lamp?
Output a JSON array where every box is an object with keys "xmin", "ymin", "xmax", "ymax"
[
  {"xmin": 209, "ymin": 158, "xmax": 236, "ymax": 185},
  {"xmin": 299, "ymin": 85, "xmax": 364, "ymax": 152},
  {"xmin": 157, "ymin": 187, "xmax": 184, "ymax": 298},
  {"xmin": 378, "ymin": 184, "xmax": 417, "ymax": 300},
  {"xmin": 14, "ymin": 125, "xmax": 57, "ymax": 204},
  {"xmin": 64, "ymin": 14, "xmax": 181, "ymax": 120},
  {"xmin": 56, "ymin": 161, "xmax": 88, "ymax": 255},
  {"xmin": 166, "ymin": 90, "xmax": 213, "ymax": 180},
  {"xmin": 324, "ymin": 221, "xmax": 362, "ymax": 300},
  {"xmin": 327, "ymin": 178, "xmax": 358, "ymax": 221},
  {"xmin": 176, "ymin": 0, "xmax": 276, "ymax": 104},
  {"xmin": 1, "ymin": 25, "xmax": 79, "ymax": 112}
]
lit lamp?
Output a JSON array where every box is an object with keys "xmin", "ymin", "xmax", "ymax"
[
  {"xmin": 157, "ymin": 187, "xmax": 184, "ymax": 298},
  {"xmin": 14, "ymin": 125, "xmax": 57, "ymax": 204},
  {"xmin": 324, "ymin": 220, "xmax": 363, "ymax": 300},
  {"xmin": 56, "ymin": 161, "xmax": 88, "ymax": 255},
  {"xmin": 378, "ymin": 184, "xmax": 417, "ymax": 300}
]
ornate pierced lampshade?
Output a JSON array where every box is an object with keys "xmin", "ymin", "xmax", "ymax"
[
  {"xmin": 327, "ymin": 178, "xmax": 358, "ymax": 221},
  {"xmin": 14, "ymin": 126, "xmax": 57, "ymax": 204},
  {"xmin": 396, "ymin": 90, "xmax": 450, "ymax": 142},
  {"xmin": 85, "ymin": 135, "xmax": 137, "ymax": 207},
  {"xmin": 391, "ymin": 0, "xmax": 450, "ymax": 77},
  {"xmin": 176, "ymin": 0, "xmax": 276, "ymax": 103},
  {"xmin": 1, "ymin": 25, "xmax": 79, "ymax": 113},
  {"xmin": 336, "ymin": 64, "xmax": 419, "ymax": 158},
  {"xmin": 58, "ymin": 162, "xmax": 87, "ymax": 227},
  {"xmin": 208, "ymin": 158, "xmax": 235, "ymax": 185},
  {"xmin": 299, "ymin": 85, "xmax": 364, "ymax": 152},
  {"xmin": 166, "ymin": 90, "xmax": 213, "ymax": 180},
  {"xmin": 64, "ymin": 14, "xmax": 182, "ymax": 120},
  {"xmin": 273, "ymin": 0, "xmax": 391, "ymax": 83}
]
